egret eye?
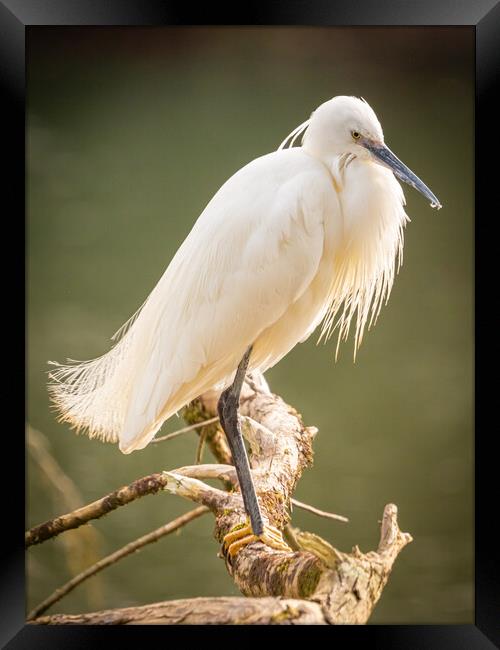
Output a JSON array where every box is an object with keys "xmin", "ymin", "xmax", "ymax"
[{"xmin": 352, "ymin": 130, "xmax": 361, "ymax": 140}]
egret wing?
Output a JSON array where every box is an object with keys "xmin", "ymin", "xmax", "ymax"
[
  {"xmin": 121, "ymin": 150, "xmax": 334, "ymax": 450},
  {"xmin": 49, "ymin": 150, "xmax": 335, "ymax": 451}
]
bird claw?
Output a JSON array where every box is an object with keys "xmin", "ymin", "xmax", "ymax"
[{"xmin": 222, "ymin": 521, "xmax": 292, "ymax": 559}]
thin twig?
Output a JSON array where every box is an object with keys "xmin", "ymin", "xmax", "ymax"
[
  {"xmin": 26, "ymin": 472, "xmax": 174, "ymax": 548},
  {"xmin": 151, "ymin": 416, "xmax": 219, "ymax": 444},
  {"xmin": 195, "ymin": 427, "xmax": 208, "ymax": 464},
  {"xmin": 27, "ymin": 506, "xmax": 208, "ymax": 621},
  {"xmin": 291, "ymin": 498, "xmax": 349, "ymax": 523},
  {"xmin": 26, "ymin": 465, "xmax": 234, "ymax": 548}
]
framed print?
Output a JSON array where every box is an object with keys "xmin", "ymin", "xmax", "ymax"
[{"xmin": 3, "ymin": 0, "xmax": 498, "ymax": 647}]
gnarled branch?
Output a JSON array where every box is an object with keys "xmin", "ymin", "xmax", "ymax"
[
  {"xmin": 154, "ymin": 372, "xmax": 413, "ymax": 623},
  {"xmin": 32, "ymin": 596, "xmax": 326, "ymax": 625},
  {"xmin": 30, "ymin": 371, "xmax": 412, "ymax": 624}
]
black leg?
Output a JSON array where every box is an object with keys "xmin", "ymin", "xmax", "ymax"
[{"xmin": 218, "ymin": 346, "xmax": 264, "ymax": 536}]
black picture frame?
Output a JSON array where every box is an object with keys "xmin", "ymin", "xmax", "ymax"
[{"xmin": 4, "ymin": 0, "xmax": 498, "ymax": 647}]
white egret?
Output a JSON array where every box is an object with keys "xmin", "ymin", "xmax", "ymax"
[{"xmin": 49, "ymin": 96, "xmax": 441, "ymax": 555}]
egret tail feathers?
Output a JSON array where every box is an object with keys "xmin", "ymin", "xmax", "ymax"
[{"xmin": 48, "ymin": 332, "xmax": 139, "ymax": 444}]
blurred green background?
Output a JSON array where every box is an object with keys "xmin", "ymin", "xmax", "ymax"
[{"xmin": 27, "ymin": 27, "xmax": 473, "ymax": 624}]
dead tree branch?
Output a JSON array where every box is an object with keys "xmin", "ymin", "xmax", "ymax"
[
  {"xmin": 30, "ymin": 370, "xmax": 412, "ymax": 624},
  {"xmin": 26, "ymin": 472, "xmax": 174, "ymax": 548},
  {"xmin": 26, "ymin": 464, "xmax": 231, "ymax": 548},
  {"xmin": 32, "ymin": 503, "xmax": 409, "ymax": 625},
  {"xmin": 32, "ymin": 597, "xmax": 326, "ymax": 625},
  {"xmin": 160, "ymin": 372, "xmax": 412, "ymax": 623}
]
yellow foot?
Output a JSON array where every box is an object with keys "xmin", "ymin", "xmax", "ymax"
[{"xmin": 222, "ymin": 522, "xmax": 292, "ymax": 559}]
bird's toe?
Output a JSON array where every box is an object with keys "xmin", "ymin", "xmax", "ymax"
[{"xmin": 222, "ymin": 521, "xmax": 292, "ymax": 560}]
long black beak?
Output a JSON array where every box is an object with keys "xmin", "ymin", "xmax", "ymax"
[{"xmin": 363, "ymin": 140, "xmax": 442, "ymax": 210}]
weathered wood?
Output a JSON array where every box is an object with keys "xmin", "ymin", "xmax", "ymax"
[
  {"xmin": 32, "ymin": 596, "xmax": 326, "ymax": 625},
  {"xmin": 32, "ymin": 503, "xmax": 410, "ymax": 625},
  {"xmin": 164, "ymin": 372, "xmax": 412, "ymax": 623},
  {"xmin": 29, "ymin": 371, "xmax": 412, "ymax": 624}
]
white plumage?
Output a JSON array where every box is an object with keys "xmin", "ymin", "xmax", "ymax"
[{"xmin": 49, "ymin": 95, "xmax": 440, "ymax": 454}]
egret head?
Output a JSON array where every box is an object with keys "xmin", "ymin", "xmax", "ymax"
[{"xmin": 302, "ymin": 95, "xmax": 442, "ymax": 209}]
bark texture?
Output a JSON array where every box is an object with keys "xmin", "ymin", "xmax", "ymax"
[{"xmin": 32, "ymin": 597, "xmax": 325, "ymax": 625}]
